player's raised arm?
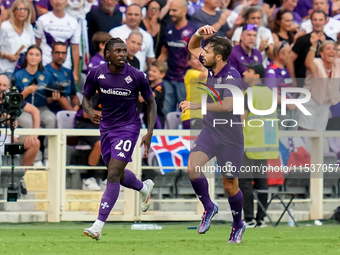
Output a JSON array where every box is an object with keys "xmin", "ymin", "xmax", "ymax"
[{"xmin": 188, "ymin": 25, "xmax": 217, "ymax": 60}]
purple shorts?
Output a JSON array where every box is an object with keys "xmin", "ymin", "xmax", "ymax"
[
  {"xmin": 191, "ymin": 128, "xmax": 244, "ymax": 179},
  {"xmin": 101, "ymin": 131, "xmax": 139, "ymax": 165}
]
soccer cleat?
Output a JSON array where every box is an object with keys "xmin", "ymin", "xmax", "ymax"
[
  {"xmin": 228, "ymin": 224, "xmax": 246, "ymax": 243},
  {"xmin": 140, "ymin": 179, "xmax": 154, "ymax": 212},
  {"xmin": 198, "ymin": 204, "xmax": 219, "ymax": 234},
  {"xmin": 84, "ymin": 225, "xmax": 102, "ymax": 241},
  {"xmin": 243, "ymin": 219, "xmax": 256, "ymax": 228}
]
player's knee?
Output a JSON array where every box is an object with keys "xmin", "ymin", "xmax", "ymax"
[
  {"xmin": 188, "ymin": 161, "xmax": 201, "ymax": 180},
  {"xmin": 107, "ymin": 167, "xmax": 124, "ymax": 183},
  {"xmin": 223, "ymin": 178, "xmax": 238, "ymax": 196}
]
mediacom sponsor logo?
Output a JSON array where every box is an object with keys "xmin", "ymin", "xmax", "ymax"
[{"xmin": 100, "ymin": 87, "xmax": 131, "ymax": 96}]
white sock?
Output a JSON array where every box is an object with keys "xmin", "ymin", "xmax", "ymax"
[
  {"xmin": 140, "ymin": 183, "xmax": 148, "ymax": 195},
  {"xmin": 94, "ymin": 219, "xmax": 105, "ymax": 229}
]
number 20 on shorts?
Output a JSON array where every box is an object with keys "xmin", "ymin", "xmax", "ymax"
[{"xmin": 115, "ymin": 140, "xmax": 132, "ymax": 152}]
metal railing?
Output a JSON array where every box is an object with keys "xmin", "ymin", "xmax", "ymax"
[{"xmin": 0, "ymin": 128, "xmax": 338, "ymax": 222}]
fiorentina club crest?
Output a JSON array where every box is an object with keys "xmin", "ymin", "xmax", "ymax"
[{"xmin": 125, "ymin": 76, "xmax": 133, "ymax": 84}]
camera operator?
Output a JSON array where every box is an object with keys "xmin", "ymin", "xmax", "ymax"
[
  {"xmin": 0, "ymin": 74, "xmax": 40, "ymax": 195},
  {"xmin": 14, "ymin": 44, "xmax": 56, "ymax": 167}
]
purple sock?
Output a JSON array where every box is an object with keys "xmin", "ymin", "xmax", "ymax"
[
  {"xmin": 120, "ymin": 169, "xmax": 143, "ymax": 191},
  {"xmin": 97, "ymin": 182, "xmax": 120, "ymax": 222},
  {"xmin": 190, "ymin": 173, "xmax": 214, "ymax": 212},
  {"xmin": 228, "ymin": 189, "xmax": 244, "ymax": 229}
]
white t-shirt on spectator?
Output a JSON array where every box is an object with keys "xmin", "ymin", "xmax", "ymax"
[
  {"xmin": 232, "ymin": 26, "xmax": 274, "ymax": 67},
  {"xmin": 300, "ymin": 17, "xmax": 340, "ymax": 41},
  {"xmin": 109, "ymin": 24, "xmax": 155, "ymax": 71},
  {"xmin": 34, "ymin": 12, "xmax": 81, "ymax": 69},
  {"xmin": 0, "ymin": 21, "xmax": 35, "ymax": 73}
]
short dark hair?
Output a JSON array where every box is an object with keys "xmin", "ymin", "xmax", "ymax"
[
  {"xmin": 52, "ymin": 42, "xmax": 67, "ymax": 52},
  {"xmin": 104, "ymin": 37, "xmax": 126, "ymax": 61},
  {"xmin": 310, "ymin": 9, "xmax": 327, "ymax": 20},
  {"xmin": 92, "ymin": 32, "xmax": 112, "ymax": 52},
  {"xmin": 204, "ymin": 37, "xmax": 233, "ymax": 62},
  {"xmin": 22, "ymin": 44, "xmax": 44, "ymax": 71},
  {"xmin": 242, "ymin": 6, "xmax": 262, "ymax": 22}
]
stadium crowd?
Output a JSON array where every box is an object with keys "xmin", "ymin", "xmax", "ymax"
[{"xmin": 0, "ymin": 0, "xmax": 340, "ymax": 196}]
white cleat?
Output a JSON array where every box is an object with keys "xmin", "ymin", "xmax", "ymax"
[
  {"xmin": 140, "ymin": 179, "xmax": 154, "ymax": 212},
  {"xmin": 84, "ymin": 225, "xmax": 102, "ymax": 241}
]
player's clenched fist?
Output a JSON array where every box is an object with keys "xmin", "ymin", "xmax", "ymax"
[
  {"xmin": 197, "ymin": 25, "xmax": 217, "ymax": 36},
  {"xmin": 89, "ymin": 109, "xmax": 102, "ymax": 124}
]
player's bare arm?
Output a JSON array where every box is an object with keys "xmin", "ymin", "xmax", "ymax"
[
  {"xmin": 188, "ymin": 25, "xmax": 217, "ymax": 60},
  {"xmin": 140, "ymin": 96, "xmax": 157, "ymax": 158},
  {"xmin": 180, "ymin": 97, "xmax": 233, "ymax": 113},
  {"xmin": 82, "ymin": 96, "xmax": 102, "ymax": 125}
]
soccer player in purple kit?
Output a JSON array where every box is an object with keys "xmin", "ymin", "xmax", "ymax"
[
  {"xmin": 180, "ymin": 25, "xmax": 246, "ymax": 243},
  {"xmin": 82, "ymin": 38, "xmax": 157, "ymax": 241}
]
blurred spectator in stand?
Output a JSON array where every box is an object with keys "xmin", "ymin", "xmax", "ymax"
[
  {"xmin": 181, "ymin": 53, "xmax": 206, "ymax": 129},
  {"xmin": 0, "ymin": 0, "xmax": 35, "ymax": 79},
  {"xmin": 288, "ymin": 10, "xmax": 333, "ymax": 88},
  {"xmin": 0, "ymin": 0, "xmax": 36, "ymax": 23},
  {"xmin": 126, "ymin": 31, "xmax": 143, "ymax": 69},
  {"xmin": 228, "ymin": 24, "xmax": 263, "ymax": 90},
  {"xmin": 300, "ymin": 0, "xmax": 340, "ymax": 41},
  {"xmin": 269, "ymin": 0, "xmax": 301, "ymax": 28},
  {"xmin": 0, "ymin": 74, "xmax": 41, "ymax": 195},
  {"xmin": 232, "ymin": 6, "xmax": 274, "ymax": 67},
  {"xmin": 45, "ymin": 42, "xmax": 80, "ymax": 114},
  {"xmin": 139, "ymin": 60, "xmax": 166, "ymax": 128},
  {"xmin": 299, "ymin": 40, "xmax": 340, "ymax": 131},
  {"xmin": 264, "ymin": 41, "xmax": 296, "ymax": 130},
  {"xmin": 272, "ymin": 9, "xmax": 295, "ymax": 44},
  {"xmin": 109, "ymin": 4, "xmax": 155, "ymax": 71},
  {"xmin": 14, "ymin": 44, "xmax": 56, "ymax": 167},
  {"xmin": 87, "ymin": 32, "xmax": 112, "ymax": 74},
  {"xmin": 187, "ymin": 0, "xmax": 205, "ymax": 17},
  {"xmin": 86, "ymin": 0, "xmax": 122, "ymax": 56},
  {"xmin": 34, "ymin": 0, "xmax": 81, "ymax": 84},
  {"xmin": 158, "ymin": 0, "xmax": 197, "ymax": 116},
  {"xmin": 191, "ymin": 0, "xmax": 253, "ymax": 40},
  {"xmin": 140, "ymin": 0, "xmax": 166, "ymax": 58}
]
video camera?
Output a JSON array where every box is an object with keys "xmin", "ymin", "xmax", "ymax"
[
  {"xmin": 0, "ymin": 77, "xmax": 24, "ymax": 202},
  {"xmin": 0, "ymin": 78, "xmax": 24, "ymax": 118}
]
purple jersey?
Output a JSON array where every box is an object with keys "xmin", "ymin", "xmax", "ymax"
[
  {"xmin": 36, "ymin": 0, "xmax": 53, "ymax": 11},
  {"xmin": 83, "ymin": 63, "xmax": 153, "ymax": 133},
  {"xmin": 87, "ymin": 53, "xmax": 106, "ymax": 74},
  {"xmin": 199, "ymin": 54, "xmax": 244, "ymax": 147},
  {"xmin": 187, "ymin": 0, "xmax": 204, "ymax": 16},
  {"xmin": 164, "ymin": 22, "xmax": 198, "ymax": 82},
  {"xmin": 264, "ymin": 63, "xmax": 293, "ymax": 97},
  {"xmin": 2, "ymin": 0, "xmax": 15, "ymax": 9}
]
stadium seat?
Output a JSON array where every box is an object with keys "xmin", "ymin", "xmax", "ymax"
[
  {"xmin": 164, "ymin": 112, "xmax": 182, "ymax": 129},
  {"xmin": 56, "ymin": 110, "xmax": 76, "ymax": 129}
]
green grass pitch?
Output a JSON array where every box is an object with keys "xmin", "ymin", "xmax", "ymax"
[{"xmin": 0, "ymin": 221, "xmax": 339, "ymax": 255}]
